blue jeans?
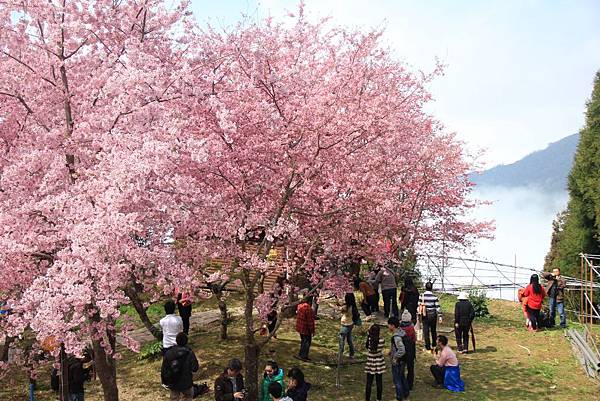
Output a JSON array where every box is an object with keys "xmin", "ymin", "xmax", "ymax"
[
  {"xmin": 339, "ymin": 324, "xmax": 355, "ymax": 357},
  {"xmin": 391, "ymin": 362, "xmax": 409, "ymax": 400},
  {"xmin": 69, "ymin": 394, "xmax": 84, "ymax": 401},
  {"xmin": 299, "ymin": 334, "xmax": 312, "ymax": 359},
  {"xmin": 549, "ymin": 298, "xmax": 566, "ymax": 327}
]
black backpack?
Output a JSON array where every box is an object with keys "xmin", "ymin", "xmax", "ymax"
[
  {"xmin": 193, "ymin": 382, "xmax": 210, "ymax": 398},
  {"xmin": 162, "ymin": 350, "xmax": 189, "ymax": 386}
]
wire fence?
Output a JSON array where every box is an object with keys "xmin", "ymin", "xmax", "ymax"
[{"xmin": 415, "ymin": 253, "xmax": 599, "ymax": 302}]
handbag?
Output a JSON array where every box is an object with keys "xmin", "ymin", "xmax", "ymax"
[{"xmin": 416, "ymin": 317, "xmax": 423, "ymax": 342}]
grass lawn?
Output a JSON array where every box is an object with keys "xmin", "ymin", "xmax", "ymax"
[{"xmin": 3, "ymin": 296, "xmax": 600, "ymax": 401}]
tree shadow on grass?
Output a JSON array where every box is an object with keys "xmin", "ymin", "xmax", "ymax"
[{"xmin": 473, "ymin": 345, "xmax": 497, "ymax": 354}]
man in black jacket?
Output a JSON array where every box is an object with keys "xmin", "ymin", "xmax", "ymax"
[
  {"xmin": 454, "ymin": 292, "xmax": 475, "ymax": 354},
  {"xmin": 162, "ymin": 332, "xmax": 199, "ymax": 401},
  {"xmin": 68, "ymin": 352, "xmax": 93, "ymax": 401},
  {"xmin": 215, "ymin": 358, "xmax": 245, "ymax": 401}
]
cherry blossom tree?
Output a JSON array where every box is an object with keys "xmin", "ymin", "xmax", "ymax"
[
  {"xmin": 0, "ymin": 1, "xmax": 199, "ymax": 400},
  {"xmin": 162, "ymin": 8, "xmax": 491, "ymax": 399},
  {"xmin": 1, "ymin": 2, "xmax": 491, "ymax": 400}
]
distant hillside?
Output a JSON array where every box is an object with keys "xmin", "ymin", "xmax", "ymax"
[{"xmin": 471, "ymin": 133, "xmax": 579, "ymax": 192}]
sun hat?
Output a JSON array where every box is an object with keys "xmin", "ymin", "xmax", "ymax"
[{"xmin": 457, "ymin": 291, "xmax": 468, "ymax": 300}]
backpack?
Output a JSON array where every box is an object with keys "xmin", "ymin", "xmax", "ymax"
[
  {"xmin": 192, "ymin": 382, "xmax": 210, "ymax": 398},
  {"xmin": 162, "ymin": 350, "xmax": 189, "ymax": 386}
]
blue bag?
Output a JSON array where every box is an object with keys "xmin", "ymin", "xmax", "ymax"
[{"xmin": 444, "ymin": 365, "xmax": 465, "ymax": 392}]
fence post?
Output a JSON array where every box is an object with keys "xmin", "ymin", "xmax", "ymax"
[{"xmin": 513, "ymin": 254, "xmax": 517, "ymax": 302}]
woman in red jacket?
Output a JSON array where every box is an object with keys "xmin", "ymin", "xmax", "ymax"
[{"xmin": 522, "ymin": 274, "xmax": 547, "ymax": 332}]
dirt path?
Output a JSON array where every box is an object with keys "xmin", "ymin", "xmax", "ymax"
[{"xmin": 118, "ymin": 306, "xmax": 244, "ymax": 345}]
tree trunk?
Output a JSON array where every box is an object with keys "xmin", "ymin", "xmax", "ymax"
[
  {"xmin": 217, "ymin": 291, "xmax": 228, "ymax": 340},
  {"xmin": 92, "ymin": 335, "xmax": 119, "ymax": 401},
  {"xmin": 244, "ymin": 343, "xmax": 261, "ymax": 401},
  {"xmin": 124, "ymin": 284, "xmax": 162, "ymax": 340},
  {"xmin": 243, "ymin": 282, "xmax": 261, "ymax": 401},
  {"xmin": 1, "ymin": 335, "xmax": 13, "ymax": 362}
]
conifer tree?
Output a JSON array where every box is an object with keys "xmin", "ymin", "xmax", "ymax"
[{"xmin": 546, "ymin": 70, "xmax": 600, "ymax": 276}]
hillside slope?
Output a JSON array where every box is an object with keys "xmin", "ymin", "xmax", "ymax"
[{"xmin": 472, "ymin": 133, "xmax": 579, "ymax": 192}]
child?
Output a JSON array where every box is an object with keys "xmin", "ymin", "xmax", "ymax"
[
  {"xmin": 517, "ymin": 287, "xmax": 530, "ymax": 328},
  {"xmin": 365, "ymin": 324, "xmax": 385, "ymax": 401}
]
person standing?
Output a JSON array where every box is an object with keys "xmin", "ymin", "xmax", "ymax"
[
  {"xmin": 337, "ymin": 293, "xmax": 359, "ymax": 359},
  {"xmin": 419, "ymin": 282, "xmax": 441, "ymax": 351},
  {"xmin": 454, "ymin": 292, "xmax": 475, "ymax": 354},
  {"xmin": 296, "ymin": 296, "xmax": 316, "ymax": 361},
  {"xmin": 285, "ymin": 367, "xmax": 311, "ymax": 401},
  {"xmin": 367, "ymin": 267, "xmax": 381, "ymax": 313},
  {"xmin": 388, "ymin": 316, "xmax": 410, "ymax": 401},
  {"xmin": 268, "ymin": 277, "xmax": 286, "ymax": 338},
  {"xmin": 399, "ymin": 310, "xmax": 416, "ymax": 391},
  {"xmin": 377, "ymin": 263, "xmax": 399, "ymax": 318},
  {"xmin": 177, "ymin": 290, "xmax": 193, "ymax": 335},
  {"xmin": 544, "ymin": 268, "xmax": 567, "ymax": 328},
  {"xmin": 522, "ymin": 274, "xmax": 547, "ymax": 332},
  {"xmin": 364, "ymin": 324, "xmax": 385, "ymax": 401},
  {"xmin": 399, "ymin": 278, "xmax": 420, "ymax": 325},
  {"xmin": 67, "ymin": 354, "xmax": 92, "ymax": 401},
  {"xmin": 354, "ymin": 278, "xmax": 378, "ymax": 317},
  {"xmin": 161, "ymin": 333, "xmax": 199, "ymax": 401},
  {"xmin": 215, "ymin": 358, "xmax": 246, "ymax": 401},
  {"xmin": 260, "ymin": 361, "xmax": 285, "ymax": 401},
  {"xmin": 160, "ymin": 300, "xmax": 184, "ymax": 352}
]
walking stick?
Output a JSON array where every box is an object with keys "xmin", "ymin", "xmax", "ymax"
[
  {"xmin": 336, "ymin": 345, "xmax": 342, "ymax": 388},
  {"xmin": 470, "ymin": 324, "xmax": 476, "ymax": 352}
]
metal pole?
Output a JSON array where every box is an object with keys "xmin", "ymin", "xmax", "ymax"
[
  {"xmin": 589, "ymin": 261, "xmax": 594, "ymax": 331},
  {"xmin": 59, "ymin": 343, "xmax": 68, "ymax": 401},
  {"xmin": 581, "ymin": 255, "xmax": 584, "ymax": 324},
  {"xmin": 514, "ymin": 254, "xmax": 517, "ymax": 302}
]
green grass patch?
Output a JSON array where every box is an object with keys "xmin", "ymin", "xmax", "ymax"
[{"xmin": 3, "ymin": 297, "xmax": 600, "ymax": 401}]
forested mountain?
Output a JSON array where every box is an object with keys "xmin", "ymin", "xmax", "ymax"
[
  {"xmin": 471, "ymin": 133, "xmax": 579, "ymax": 192},
  {"xmin": 544, "ymin": 71, "xmax": 600, "ymax": 277}
]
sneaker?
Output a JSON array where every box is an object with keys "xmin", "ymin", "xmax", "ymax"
[{"xmin": 431, "ymin": 382, "xmax": 444, "ymax": 389}]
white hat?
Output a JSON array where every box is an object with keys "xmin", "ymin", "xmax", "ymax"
[
  {"xmin": 457, "ymin": 291, "xmax": 468, "ymax": 300},
  {"xmin": 401, "ymin": 309, "xmax": 412, "ymax": 322}
]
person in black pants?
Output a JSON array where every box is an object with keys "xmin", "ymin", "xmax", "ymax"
[
  {"xmin": 367, "ymin": 268, "xmax": 381, "ymax": 313},
  {"xmin": 399, "ymin": 277, "xmax": 420, "ymax": 324},
  {"xmin": 454, "ymin": 291, "xmax": 475, "ymax": 353},
  {"xmin": 420, "ymin": 282, "xmax": 441, "ymax": 351},
  {"xmin": 177, "ymin": 292, "xmax": 193, "ymax": 335},
  {"xmin": 376, "ymin": 263, "xmax": 398, "ymax": 318}
]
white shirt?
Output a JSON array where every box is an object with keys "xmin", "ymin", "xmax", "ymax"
[{"xmin": 159, "ymin": 314, "xmax": 183, "ymax": 348}]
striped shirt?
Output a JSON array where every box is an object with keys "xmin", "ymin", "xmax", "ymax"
[
  {"xmin": 419, "ymin": 291, "xmax": 441, "ymax": 315},
  {"xmin": 365, "ymin": 336, "xmax": 386, "ymax": 375}
]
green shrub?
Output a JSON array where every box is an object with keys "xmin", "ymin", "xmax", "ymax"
[
  {"xmin": 468, "ymin": 289, "xmax": 490, "ymax": 318},
  {"xmin": 138, "ymin": 340, "xmax": 163, "ymax": 361}
]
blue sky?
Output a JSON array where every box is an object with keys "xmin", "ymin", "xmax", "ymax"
[{"xmin": 189, "ymin": 0, "xmax": 600, "ymax": 167}]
